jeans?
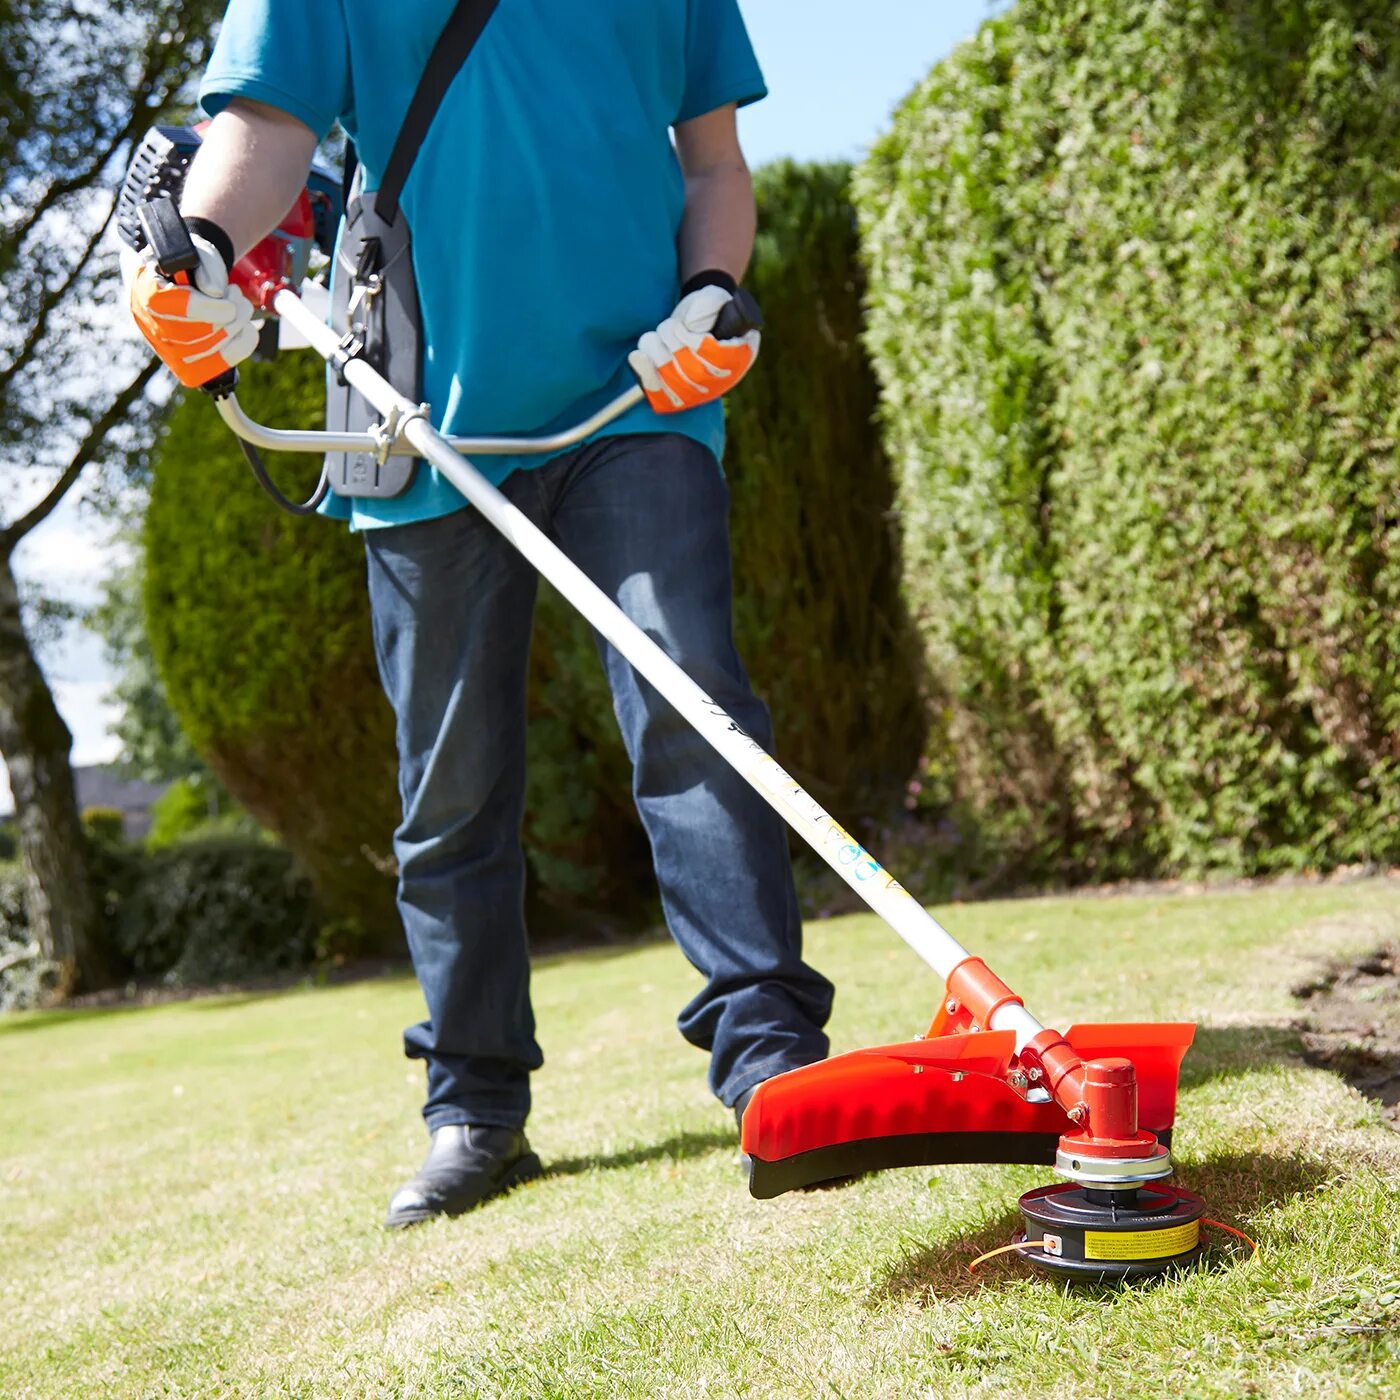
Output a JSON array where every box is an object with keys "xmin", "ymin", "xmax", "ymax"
[{"xmin": 364, "ymin": 432, "xmax": 834, "ymax": 1132}]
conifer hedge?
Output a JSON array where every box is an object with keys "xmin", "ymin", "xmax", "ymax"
[
  {"xmin": 855, "ymin": 0, "xmax": 1400, "ymax": 876},
  {"xmin": 144, "ymin": 351, "xmax": 402, "ymax": 942},
  {"xmin": 145, "ymin": 161, "xmax": 921, "ymax": 932}
]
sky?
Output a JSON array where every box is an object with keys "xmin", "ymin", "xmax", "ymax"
[{"xmin": 2, "ymin": 0, "xmax": 1004, "ymax": 813}]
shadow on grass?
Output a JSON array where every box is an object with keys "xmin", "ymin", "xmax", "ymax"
[
  {"xmin": 1184, "ymin": 1023, "xmax": 1400, "ymax": 1125},
  {"xmin": 0, "ymin": 965, "xmax": 420, "ymax": 1034},
  {"xmin": 542, "ymin": 1127, "xmax": 736, "ymax": 1180},
  {"xmin": 1178, "ymin": 1023, "xmax": 1305, "ymax": 1091},
  {"xmin": 876, "ymin": 1147, "xmax": 1332, "ymax": 1304},
  {"xmin": 0, "ymin": 1005, "xmax": 119, "ymax": 1036}
]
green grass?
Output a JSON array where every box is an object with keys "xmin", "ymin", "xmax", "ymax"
[{"xmin": 2, "ymin": 878, "xmax": 1399, "ymax": 1398}]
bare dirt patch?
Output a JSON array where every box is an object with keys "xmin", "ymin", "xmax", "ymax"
[{"xmin": 1294, "ymin": 944, "xmax": 1400, "ymax": 1131}]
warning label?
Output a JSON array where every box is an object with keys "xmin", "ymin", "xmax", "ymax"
[{"xmin": 1083, "ymin": 1220, "xmax": 1200, "ymax": 1261}]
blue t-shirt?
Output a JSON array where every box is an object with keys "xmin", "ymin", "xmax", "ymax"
[{"xmin": 200, "ymin": 0, "xmax": 766, "ymax": 529}]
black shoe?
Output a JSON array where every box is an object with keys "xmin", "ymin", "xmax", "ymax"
[{"xmin": 385, "ymin": 1124, "xmax": 542, "ymax": 1229}]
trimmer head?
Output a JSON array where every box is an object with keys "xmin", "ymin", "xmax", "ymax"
[
  {"xmin": 1014, "ymin": 1181, "xmax": 1207, "ymax": 1283},
  {"xmin": 738, "ymin": 1002, "xmax": 1226, "ymax": 1285}
]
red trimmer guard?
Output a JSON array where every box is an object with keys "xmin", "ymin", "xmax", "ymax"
[{"xmin": 741, "ymin": 1024, "xmax": 1194, "ymax": 1198}]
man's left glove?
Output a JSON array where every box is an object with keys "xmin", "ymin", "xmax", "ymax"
[
  {"xmin": 628, "ymin": 274, "xmax": 761, "ymax": 414},
  {"xmin": 123, "ymin": 226, "xmax": 259, "ymax": 390}
]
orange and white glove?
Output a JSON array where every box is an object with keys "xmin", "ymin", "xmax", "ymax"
[
  {"xmin": 627, "ymin": 275, "xmax": 761, "ymax": 414},
  {"xmin": 123, "ymin": 227, "xmax": 258, "ymax": 390}
]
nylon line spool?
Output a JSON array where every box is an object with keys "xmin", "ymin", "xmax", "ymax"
[{"xmin": 1015, "ymin": 1181, "xmax": 1207, "ymax": 1283}]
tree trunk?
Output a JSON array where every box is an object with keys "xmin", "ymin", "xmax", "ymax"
[{"xmin": 0, "ymin": 548, "xmax": 104, "ymax": 997}]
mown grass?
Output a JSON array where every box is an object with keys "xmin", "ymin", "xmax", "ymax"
[{"xmin": 2, "ymin": 877, "xmax": 1399, "ymax": 1397}]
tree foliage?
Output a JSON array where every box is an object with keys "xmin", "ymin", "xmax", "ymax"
[
  {"xmin": 0, "ymin": 0, "xmax": 224, "ymax": 994},
  {"xmin": 854, "ymin": 0, "xmax": 1400, "ymax": 876},
  {"xmin": 90, "ymin": 554, "xmax": 209, "ymax": 784},
  {"xmin": 0, "ymin": 1, "xmax": 223, "ymax": 500}
]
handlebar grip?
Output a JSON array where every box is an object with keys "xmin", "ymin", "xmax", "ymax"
[
  {"xmin": 713, "ymin": 287, "xmax": 764, "ymax": 341},
  {"xmin": 138, "ymin": 195, "xmax": 201, "ymax": 279},
  {"xmin": 137, "ymin": 195, "xmax": 239, "ymax": 399}
]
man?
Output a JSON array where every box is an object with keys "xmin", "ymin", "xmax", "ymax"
[{"xmin": 128, "ymin": 0, "xmax": 833, "ymax": 1228}]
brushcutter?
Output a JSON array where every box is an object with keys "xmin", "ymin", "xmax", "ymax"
[{"xmin": 118, "ymin": 135, "xmax": 1230, "ymax": 1285}]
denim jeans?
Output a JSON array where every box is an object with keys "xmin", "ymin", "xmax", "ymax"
[{"xmin": 364, "ymin": 432, "xmax": 834, "ymax": 1132}]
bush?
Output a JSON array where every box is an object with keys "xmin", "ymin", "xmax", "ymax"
[
  {"xmin": 854, "ymin": 0, "xmax": 1400, "ymax": 877},
  {"xmin": 144, "ymin": 778, "xmax": 210, "ymax": 849},
  {"xmin": 145, "ymin": 774, "xmax": 262, "ymax": 851},
  {"xmin": 116, "ymin": 834, "xmax": 320, "ymax": 985},
  {"xmin": 81, "ymin": 806, "xmax": 126, "ymax": 846},
  {"xmin": 0, "ymin": 863, "xmax": 23, "ymax": 932},
  {"xmin": 0, "ymin": 835, "xmax": 319, "ymax": 1006},
  {"xmin": 146, "ymin": 161, "xmax": 923, "ymax": 921}
]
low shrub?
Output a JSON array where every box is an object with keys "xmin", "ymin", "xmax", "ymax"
[
  {"xmin": 2, "ymin": 835, "xmax": 322, "ymax": 1007},
  {"xmin": 81, "ymin": 807, "xmax": 126, "ymax": 846},
  {"xmin": 116, "ymin": 834, "xmax": 320, "ymax": 986},
  {"xmin": 145, "ymin": 775, "xmax": 263, "ymax": 851}
]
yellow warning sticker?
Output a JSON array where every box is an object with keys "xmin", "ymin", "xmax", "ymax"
[{"xmin": 1084, "ymin": 1220, "xmax": 1199, "ymax": 1261}]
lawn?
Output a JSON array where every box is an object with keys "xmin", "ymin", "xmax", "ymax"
[{"xmin": 2, "ymin": 877, "xmax": 1398, "ymax": 1398}]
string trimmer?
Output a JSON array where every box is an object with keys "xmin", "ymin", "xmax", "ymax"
[{"xmin": 118, "ymin": 135, "xmax": 1231, "ymax": 1284}]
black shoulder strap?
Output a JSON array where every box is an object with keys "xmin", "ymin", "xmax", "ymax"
[{"xmin": 376, "ymin": 0, "xmax": 501, "ymax": 225}]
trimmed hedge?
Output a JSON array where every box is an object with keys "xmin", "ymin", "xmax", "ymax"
[
  {"xmin": 525, "ymin": 161, "xmax": 925, "ymax": 906},
  {"xmin": 855, "ymin": 0, "xmax": 1400, "ymax": 876},
  {"xmin": 145, "ymin": 350, "xmax": 402, "ymax": 944},
  {"xmin": 145, "ymin": 161, "xmax": 922, "ymax": 923}
]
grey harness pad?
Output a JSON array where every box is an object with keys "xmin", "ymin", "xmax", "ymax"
[{"xmin": 324, "ymin": 177, "xmax": 422, "ymax": 498}]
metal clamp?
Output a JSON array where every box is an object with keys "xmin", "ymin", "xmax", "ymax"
[
  {"xmin": 369, "ymin": 401, "xmax": 432, "ymax": 466},
  {"xmin": 329, "ymin": 332, "xmax": 365, "ymax": 386},
  {"xmin": 346, "ymin": 269, "xmax": 382, "ymax": 319}
]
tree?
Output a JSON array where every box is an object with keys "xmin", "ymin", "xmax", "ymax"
[
  {"xmin": 90, "ymin": 552, "xmax": 208, "ymax": 786},
  {"xmin": 0, "ymin": 1, "xmax": 223, "ymax": 994}
]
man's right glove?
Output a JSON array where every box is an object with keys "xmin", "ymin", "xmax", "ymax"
[{"xmin": 125, "ymin": 232, "xmax": 258, "ymax": 389}]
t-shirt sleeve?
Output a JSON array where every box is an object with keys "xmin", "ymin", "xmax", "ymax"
[
  {"xmin": 676, "ymin": 0, "xmax": 767, "ymax": 126},
  {"xmin": 199, "ymin": 0, "xmax": 350, "ymax": 142}
]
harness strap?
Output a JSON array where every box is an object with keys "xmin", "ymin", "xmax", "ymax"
[{"xmin": 376, "ymin": 0, "xmax": 501, "ymax": 225}]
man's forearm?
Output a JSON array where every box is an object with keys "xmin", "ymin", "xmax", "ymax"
[
  {"xmin": 677, "ymin": 161, "xmax": 756, "ymax": 287},
  {"xmin": 180, "ymin": 100, "xmax": 320, "ymax": 262}
]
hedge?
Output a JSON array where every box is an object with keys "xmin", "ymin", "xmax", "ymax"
[
  {"xmin": 1, "ymin": 833, "xmax": 318, "ymax": 1006},
  {"xmin": 145, "ymin": 161, "xmax": 923, "ymax": 927},
  {"xmin": 115, "ymin": 834, "xmax": 320, "ymax": 986},
  {"xmin": 144, "ymin": 349, "xmax": 403, "ymax": 944},
  {"xmin": 854, "ymin": 0, "xmax": 1400, "ymax": 876}
]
